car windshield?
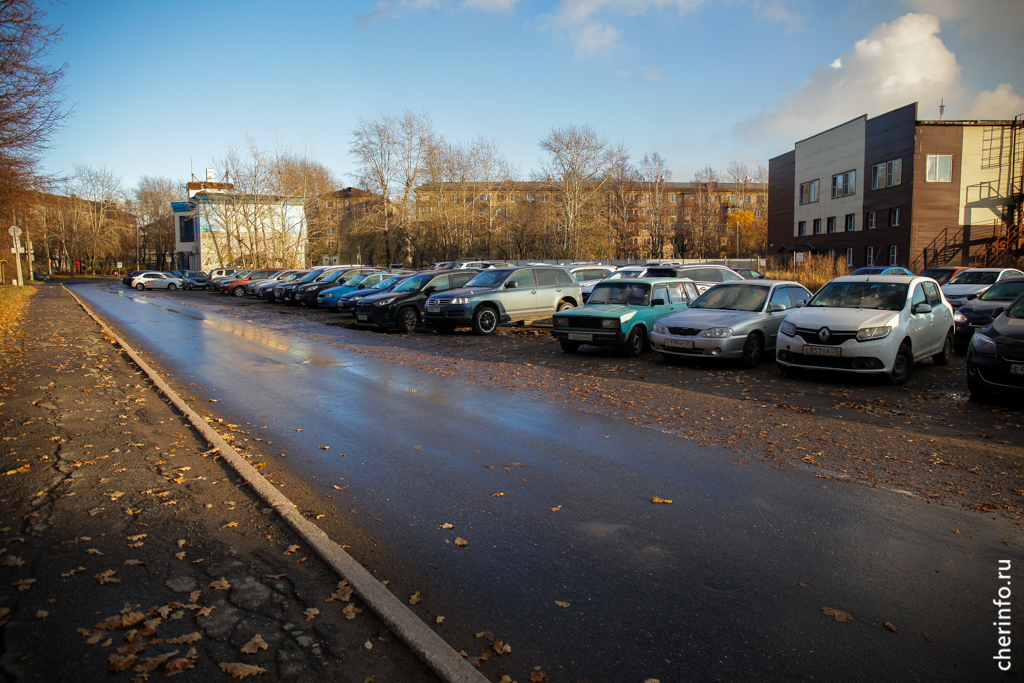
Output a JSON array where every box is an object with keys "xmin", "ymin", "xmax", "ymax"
[
  {"xmin": 607, "ymin": 270, "xmax": 643, "ymax": 280},
  {"xmin": 296, "ymin": 270, "xmax": 325, "ymax": 283},
  {"xmin": 921, "ymin": 269, "xmax": 956, "ymax": 284},
  {"xmin": 588, "ymin": 282, "xmax": 651, "ymax": 306},
  {"xmin": 1007, "ymin": 296, "xmax": 1024, "ymax": 318},
  {"xmin": 319, "ymin": 269, "xmax": 348, "ymax": 283},
  {"xmin": 347, "ymin": 274, "xmax": 373, "ymax": 286},
  {"xmin": 980, "ymin": 281, "xmax": 1024, "ymax": 301},
  {"xmin": 809, "ymin": 282, "xmax": 908, "ymax": 310},
  {"xmin": 393, "ymin": 274, "xmax": 433, "ymax": 292},
  {"xmin": 691, "ymin": 284, "xmax": 769, "ymax": 311},
  {"xmin": 949, "ymin": 271, "xmax": 999, "ymax": 285},
  {"xmin": 465, "ymin": 270, "xmax": 511, "ymax": 287},
  {"xmin": 279, "ymin": 272, "xmax": 304, "ymax": 282},
  {"xmin": 375, "ymin": 276, "xmax": 405, "ymax": 289}
]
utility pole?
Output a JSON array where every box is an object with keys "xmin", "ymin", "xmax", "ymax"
[{"xmin": 9, "ymin": 226, "xmax": 24, "ymax": 286}]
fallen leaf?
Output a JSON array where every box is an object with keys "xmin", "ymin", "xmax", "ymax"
[
  {"xmin": 240, "ymin": 634, "xmax": 268, "ymax": 654},
  {"xmin": 210, "ymin": 577, "xmax": 231, "ymax": 591},
  {"xmin": 364, "ymin": 640, "xmax": 373, "ymax": 650},
  {"xmin": 885, "ymin": 622, "xmax": 898, "ymax": 633},
  {"xmin": 319, "ymin": 446, "xmax": 330, "ymax": 450},
  {"xmin": 219, "ymin": 662, "xmax": 267, "ymax": 679},
  {"xmin": 265, "ymin": 573, "xmax": 287, "ymax": 580},
  {"xmin": 651, "ymin": 497, "xmax": 673, "ymax": 504},
  {"xmin": 821, "ymin": 607, "xmax": 854, "ymax": 622},
  {"xmin": 35, "ymin": 610, "xmax": 48, "ymax": 618},
  {"xmin": 304, "ymin": 607, "xmax": 319, "ymax": 621},
  {"xmin": 222, "ymin": 522, "xmax": 238, "ymax": 529},
  {"xmin": 493, "ymin": 639, "xmax": 511, "ymax": 654},
  {"xmin": 61, "ymin": 566, "xmax": 85, "ymax": 577},
  {"xmin": 95, "ymin": 570, "xmax": 120, "ymax": 585},
  {"xmin": 326, "ymin": 581, "xmax": 353, "ymax": 602},
  {"xmin": 551, "ymin": 506, "xmax": 561, "ymax": 511},
  {"xmin": 440, "ymin": 523, "xmax": 453, "ymax": 529},
  {"xmin": 126, "ymin": 534, "xmax": 147, "ymax": 542},
  {"xmin": 86, "ymin": 548, "xmax": 103, "ymax": 555},
  {"xmin": 0, "ymin": 555, "xmax": 24, "ymax": 566},
  {"xmin": 436, "ymin": 616, "xmax": 445, "ymax": 624},
  {"xmin": 108, "ymin": 653, "xmax": 136, "ymax": 672},
  {"xmin": 174, "ymin": 552, "xmax": 186, "ymax": 560},
  {"xmin": 196, "ymin": 606, "xmax": 216, "ymax": 617},
  {"xmin": 492, "ymin": 492, "xmax": 504, "ymax": 497},
  {"xmin": 414, "ymin": 445, "xmax": 422, "ymax": 450},
  {"xmin": 166, "ymin": 632, "xmax": 202, "ymax": 645},
  {"xmin": 409, "ymin": 592, "xmax": 422, "ymax": 605},
  {"xmin": 123, "ymin": 559, "xmax": 145, "ymax": 566},
  {"xmin": 343, "ymin": 603, "xmax": 362, "ymax": 620},
  {"xmin": 177, "ymin": 539, "xmax": 186, "ymax": 548},
  {"xmin": 188, "ymin": 590, "xmax": 201, "ymax": 603},
  {"xmin": 529, "ymin": 670, "xmax": 548, "ymax": 681},
  {"xmin": 454, "ymin": 537, "xmax": 468, "ymax": 547},
  {"xmin": 554, "ymin": 601, "xmax": 570, "ymax": 608},
  {"xmin": 283, "ymin": 545, "xmax": 300, "ymax": 555}
]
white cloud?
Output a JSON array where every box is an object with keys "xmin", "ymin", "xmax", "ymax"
[
  {"xmin": 644, "ymin": 66, "xmax": 663, "ymax": 81},
  {"xmin": 903, "ymin": 0, "xmax": 1024, "ymax": 37},
  {"xmin": 966, "ymin": 84, "xmax": 1024, "ymax": 120},
  {"xmin": 572, "ymin": 21, "xmax": 621, "ymax": 56},
  {"xmin": 543, "ymin": 0, "xmax": 705, "ymax": 55},
  {"xmin": 358, "ymin": 0, "xmax": 443, "ymax": 22},
  {"xmin": 614, "ymin": 68, "xmax": 631, "ymax": 77},
  {"xmin": 759, "ymin": 3, "xmax": 803, "ymax": 33},
  {"xmin": 462, "ymin": 0, "xmax": 517, "ymax": 10},
  {"xmin": 736, "ymin": 13, "xmax": 961, "ymax": 141}
]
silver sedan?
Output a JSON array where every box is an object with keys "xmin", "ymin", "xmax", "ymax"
[{"xmin": 650, "ymin": 280, "xmax": 812, "ymax": 367}]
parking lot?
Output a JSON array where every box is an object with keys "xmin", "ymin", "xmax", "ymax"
[{"xmin": 134, "ymin": 285, "xmax": 1024, "ymax": 524}]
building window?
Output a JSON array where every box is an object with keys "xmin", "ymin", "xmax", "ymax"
[
  {"xmin": 831, "ymin": 170, "xmax": 856, "ymax": 198},
  {"xmin": 327, "ymin": 240, "xmax": 336, "ymax": 248},
  {"xmin": 797, "ymin": 221, "xmax": 806, "ymax": 236},
  {"xmin": 179, "ymin": 217, "xmax": 196, "ymax": 243},
  {"xmin": 326, "ymin": 228, "xmax": 335, "ymax": 236},
  {"xmin": 669, "ymin": 208, "xmax": 677, "ymax": 217},
  {"xmin": 826, "ymin": 217, "xmax": 836, "ymax": 234},
  {"xmin": 926, "ymin": 155, "xmax": 953, "ymax": 182},
  {"xmin": 871, "ymin": 159, "xmax": 902, "ymax": 189},
  {"xmin": 526, "ymin": 194, "xmax": 536, "ymax": 202},
  {"xmin": 845, "ymin": 214, "xmax": 855, "ymax": 232},
  {"xmin": 889, "ymin": 245, "xmax": 898, "ymax": 265},
  {"xmin": 866, "ymin": 211, "xmax": 875, "ymax": 229},
  {"xmin": 541, "ymin": 194, "xmax": 550, "ymax": 202},
  {"xmin": 670, "ymin": 193, "xmax": 678, "ymax": 202},
  {"xmin": 799, "ymin": 180, "xmax": 819, "ymax": 205},
  {"xmin": 866, "ymin": 246, "xmax": 874, "ymax": 266},
  {"xmin": 846, "ymin": 248, "xmax": 854, "ymax": 267},
  {"xmin": 813, "ymin": 218, "xmax": 822, "ymax": 235},
  {"xmin": 889, "ymin": 208, "xmax": 900, "ymax": 226}
]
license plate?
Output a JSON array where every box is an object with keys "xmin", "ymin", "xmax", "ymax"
[
  {"xmin": 1012, "ymin": 364, "xmax": 1024, "ymax": 375},
  {"xmin": 426, "ymin": 306, "xmax": 440, "ymax": 313},
  {"xmin": 568, "ymin": 333, "xmax": 592, "ymax": 341},
  {"xmin": 357, "ymin": 314, "xmax": 368, "ymax": 321},
  {"xmin": 665, "ymin": 339, "xmax": 694, "ymax": 349},
  {"xmin": 804, "ymin": 345, "xmax": 841, "ymax": 357}
]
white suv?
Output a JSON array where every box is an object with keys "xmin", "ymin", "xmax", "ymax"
[{"xmin": 775, "ymin": 275, "xmax": 954, "ymax": 385}]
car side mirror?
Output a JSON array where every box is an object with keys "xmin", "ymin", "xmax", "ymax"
[
  {"xmin": 993, "ymin": 306, "xmax": 1005, "ymax": 318},
  {"xmin": 651, "ymin": 298, "xmax": 665, "ymax": 306},
  {"xmin": 357, "ymin": 285, "xmax": 365, "ymax": 289},
  {"xmin": 424, "ymin": 286, "xmax": 436, "ymax": 295},
  {"xmin": 795, "ymin": 300, "xmax": 806, "ymax": 307},
  {"xmin": 770, "ymin": 303, "xmax": 787, "ymax": 312},
  {"xmin": 505, "ymin": 281, "xmax": 518, "ymax": 289},
  {"xmin": 913, "ymin": 303, "xmax": 932, "ymax": 314}
]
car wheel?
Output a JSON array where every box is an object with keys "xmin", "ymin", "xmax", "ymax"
[
  {"xmin": 167, "ymin": 283, "xmax": 177, "ymax": 291},
  {"xmin": 135, "ymin": 283, "xmax": 145, "ymax": 291},
  {"xmin": 885, "ymin": 343, "xmax": 914, "ymax": 386},
  {"xmin": 232, "ymin": 286, "xmax": 245, "ymax": 297},
  {"xmin": 739, "ymin": 332, "xmax": 763, "ymax": 368},
  {"xmin": 622, "ymin": 327, "xmax": 646, "ymax": 358},
  {"xmin": 559, "ymin": 341, "xmax": 580, "ymax": 353},
  {"xmin": 556, "ymin": 301, "xmax": 575, "ymax": 312},
  {"xmin": 471, "ymin": 306, "xmax": 499, "ymax": 335},
  {"xmin": 396, "ymin": 307, "xmax": 419, "ymax": 333},
  {"xmin": 932, "ymin": 331, "xmax": 953, "ymax": 366}
]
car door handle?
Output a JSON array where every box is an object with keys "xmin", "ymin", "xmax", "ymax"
[{"xmin": 531, "ymin": 290, "xmax": 537, "ymax": 294}]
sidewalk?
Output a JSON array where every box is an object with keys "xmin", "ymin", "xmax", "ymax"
[{"xmin": 0, "ymin": 285, "xmax": 440, "ymax": 682}]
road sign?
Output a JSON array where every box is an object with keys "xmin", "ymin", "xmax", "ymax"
[
  {"xmin": 8, "ymin": 225, "xmax": 21, "ymax": 238},
  {"xmin": 10, "ymin": 247, "xmax": 25, "ymax": 254},
  {"xmin": 117, "ymin": 262, "xmax": 123, "ymax": 269}
]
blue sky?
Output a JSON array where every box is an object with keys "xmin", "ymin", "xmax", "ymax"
[{"xmin": 41, "ymin": 0, "xmax": 1023, "ymax": 190}]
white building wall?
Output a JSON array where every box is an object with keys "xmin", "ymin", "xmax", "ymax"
[
  {"xmin": 959, "ymin": 125, "xmax": 1013, "ymax": 228},
  {"xmin": 793, "ymin": 116, "xmax": 866, "ymax": 237}
]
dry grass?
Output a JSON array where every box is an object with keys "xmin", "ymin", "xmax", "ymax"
[
  {"xmin": 764, "ymin": 255, "xmax": 850, "ymax": 293},
  {"xmin": 0, "ymin": 286, "xmax": 36, "ymax": 342}
]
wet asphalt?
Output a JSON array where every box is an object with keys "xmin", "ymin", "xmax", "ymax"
[{"xmin": 72, "ymin": 281, "xmax": 1022, "ymax": 682}]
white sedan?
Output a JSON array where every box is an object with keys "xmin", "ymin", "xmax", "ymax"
[
  {"xmin": 130, "ymin": 271, "xmax": 182, "ymax": 291},
  {"xmin": 775, "ymin": 275, "xmax": 954, "ymax": 385},
  {"xmin": 940, "ymin": 267, "xmax": 1024, "ymax": 308}
]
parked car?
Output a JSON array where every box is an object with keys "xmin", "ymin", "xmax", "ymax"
[
  {"xmin": 334, "ymin": 275, "xmax": 412, "ymax": 314},
  {"xmin": 850, "ymin": 266, "xmax": 915, "ymax": 276},
  {"xmin": 208, "ymin": 268, "xmax": 237, "ymax": 280},
  {"xmin": 642, "ymin": 264, "xmax": 744, "ymax": 293},
  {"xmin": 423, "ymin": 266, "xmax": 581, "ymax": 335},
  {"xmin": 356, "ymin": 270, "xmax": 479, "ymax": 332},
  {"xmin": 122, "ymin": 270, "xmax": 148, "ymax": 287},
  {"xmin": 551, "ymin": 278, "xmax": 698, "ymax": 356},
  {"xmin": 952, "ymin": 276, "xmax": 1024, "ymax": 352},
  {"xmin": 180, "ymin": 271, "xmax": 210, "ymax": 290},
  {"xmin": 271, "ymin": 267, "xmax": 336, "ymax": 305},
  {"xmin": 256, "ymin": 270, "xmax": 309, "ymax": 300},
  {"xmin": 734, "ymin": 268, "xmax": 766, "ymax": 280},
  {"xmin": 966, "ymin": 293, "xmax": 1024, "ymax": 400},
  {"xmin": 316, "ymin": 271, "xmax": 408, "ymax": 309},
  {"xmin": 31, "ymin": 271, "xmax": 53, "ymax": 281},
  {"xmin": 246, "ymin": 269, "xmax": 304, "ymax": 297},
  {"xmin": 219, "ymin": 269, "xmax": 284, "ymax": 296},
  {"xmin": 919, "ymin": 266, "xmax": 970, "ymax": 285},
  {"xmin": 567, "ymin": 265, "xmax": 615, "ymax": 303},
  {"xmin": 941, "ymin": 267, "xmax": 1024, "ymax": 308},
  {"xmin": 130, "ymin": 271, "xmax": 183, "ymax": 291},
  {"xmin": 651, "ymin": 280, "xmax": 812, "ymax": 367},
  {"xmin": 211, "ymin": 269, "xmax": 251, "ymax": 291},
  {"xmin": 295, "ymin": 268, "xmax": 379, "ymax": 307},
  {"xmin": 776, "ymin": 275, "xmax": 954, "ymax": 385}
]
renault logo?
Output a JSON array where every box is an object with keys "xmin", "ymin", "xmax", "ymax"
[{"xmin": 817, "ymin": 327, "xmax": 830, "ymax": 342}]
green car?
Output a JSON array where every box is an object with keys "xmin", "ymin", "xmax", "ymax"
[{"xmin": 551, "ymin": 278, "xmax": 699, "ymax": 356}]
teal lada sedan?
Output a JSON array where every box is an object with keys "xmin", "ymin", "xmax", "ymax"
[{"xmin": 551, "ymin": 278, "xmax": 699, "ymax": 356}]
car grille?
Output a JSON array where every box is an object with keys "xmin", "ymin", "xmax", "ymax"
[
  {"xmin": 978, "ymin": 367, "xmax": 1024, "ymax": 388},
  {"xmin": 356, "ymin": 303, "xmax": 373, "ymax": 313},
  {"xmin": 794, "ymin": 328, "xmax": 858, "ymax": 346},
  {"xmin": 667, "ymin": 327, "xmax": 701, "ymax": 336},
  {"xmin": 789, "ymin": 353, "xmax": 880, "ymax": 369},
  {"xmin": 427, "ymin": 297, "xmax": 450, "ymax": 306},
  {"xmin": 560, "ymin": 317, "xmax": 610, "ymax": 330}
]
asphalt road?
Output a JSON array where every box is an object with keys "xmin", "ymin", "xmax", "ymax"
[{"xmin": 72, "ymin": 281, "xmax": 1022, "ymax": 682}]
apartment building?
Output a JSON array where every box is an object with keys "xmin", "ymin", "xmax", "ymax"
[{"xmin": 768, "ymin": 102, "xmax": 1023, "ymax": 270}]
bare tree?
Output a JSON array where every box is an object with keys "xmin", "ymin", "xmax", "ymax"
[
  {"xmin": 687, "ymin": 166, "xmax": 721, "ymax": 258},
  {"xmin": 71, "ymin": 164, "xmax": 128, "ymax": 274},
  {"xmin": 640, "ymin": 152, "xmax": 672, "ymax": 259},
  {"xmin": 133, "ymin": 176, "xmax": 178, "ymax": 268}
]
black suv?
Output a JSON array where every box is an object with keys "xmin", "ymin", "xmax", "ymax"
[
  {"xmin": 355, "ymin": 270, "xmax": 478, "ymax": 332},
  {"xmin": 272, "ymin": 267, "xmax": 334, "ymax": 305}
]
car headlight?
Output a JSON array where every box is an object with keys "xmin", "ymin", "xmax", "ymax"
[
  {"xmin": 374, "ymin": 297, "xmax": 397, "ymax": 307},
  {"xmin": 701, "ymin": 327, "xmax": 733, "ymax": 338},
  {"xmin": 780, "ymin": 321, "xmax": 796, "ymax": 337},
  {"xmin": 971, "ymin": 332, "xmax": 998, "ymax": 357},
  {"xmin": 653, "ymin": 322, "xmax": 667, "ymax": 334},
  {"xmin": 553, "ymin": 317, "xmax": 568, "ymax": 327},
  {"xmin": 322, "ymin": 293, "xmax": 334, "ymax": 298},
  {"xmin": 857, "ymin": 326, "xmax": 891, "ymax": 341},
  {"xmin": 953, "ymin": 311, "xmax": 967, "ymax": 323},
  {"xmin": 602, "ymin": 319, "xmax": 619, "ymax": 329},
  {"xmin": 451, "ymin": 297, "xmax": 471, "ymax": 305}
]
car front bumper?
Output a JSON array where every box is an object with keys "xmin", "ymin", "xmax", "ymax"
[
  {"xmin": 550, "ymin": 327, "xmax": 625, "ymax": 346},
  {"xmin": 354, "ymin": 307, "xmax": 395, "ymax": 328},
  {"xmin": 967, "ymin": 348, "xmax": 1024, "ymax": 394},
  {"xmin": 649, "ymin": 331, "xmax": 747, "ymax": 359},
  {"xmin": 775, "ymin": 332, "xmax": 895, "ymax": 373}
]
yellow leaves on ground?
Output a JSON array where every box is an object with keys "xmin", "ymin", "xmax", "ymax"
[
  {"xmin": 165, "ymin": 648, "xmax": 199, "ymax": 676},
  {"xmin": 493, "ymin": 640, "xmax": 512, "ymax": 654},
  {"xmin": 326, "ymin": 581, "xmax": 353, "ymax": 603},
  {"xmin": 126, "ymin": 534, "xmax": 147, "ymax": 542},
  {"xmin": 821, "ymin": 607, "xmax": 854, "ymax": 622},
  {"xmin": 318, "ymin": 445, "xmax": 330, "ymax": 450},
  {"xmin": 283, "ymin": 545, "xmax": 300, "ymax": 555},
  {"xmin": 435, "ymin": 616, "xmax": 445, "ymax": 624},
  {"xmin": 177, "ymin": 539, "xmax": 186, "ymax": 548},
  {"xmin": 174, "ymin": 552, "xmax": 186, "ymax": 560},
  {"xmin": 95, "ymin": 570, "xmax": 120, "ymax": 585},
  {"xmin": 222, "ymin": 522, "xmax": 238, "ymax": 529},
  {"xmin": 408, "ymin": 592, "xmax": 422, "ymax": 605},
  {"xmin": 554, "ymin": 601, "xmax": 570, "ymax": 608},
  {"xmin": 123, "ymin": 559, "xmax": 145, "ymax": 566},
  {"xmin": 439, "ymin": 523, "xmax": 453, "ymax": 529},
  {"xmin": 188, "ymin": 590, "xmax": 201, "ymax": 603},
  {"xmin": 35, "ymin": 610, "xmax": 48, "ymax": 618},
  {"xmin": 303, "ymin": 607, "xmax": 319, "ymax": 621},
  {"xmin": 219, "ymin": 662, "xmax": 267, "ymax": 679},
  {"xmin": 343, "ymin": 603, "xmax": 362, "ymax": 620},
  {"xmin": 492, "ymin": 492, "xmax": 504, "ymax": 497},
  {"xmin": 0, "ymin": 555, "xmax": 24, "ymax": 566},
  {"xmin": 60, "ymin": 566, "xmax": 85, "ymax": 577},
  {"xmin": 166, "ymin": 632, "xmax": 202, "ymax": 645},
  {"xmin": 4, "ymin": 464, "xmax": 30, "ymax": 476},
  {"xmin": 885, "ymin": 622, "xmax": 898, "ymax": 632},
  {"xmin": 240, "ymin": 634, "xmax": 268, "ymax": 654},
  {"xmin": 651, "ymin": 497, "xmax": 673, "ymax": 504},
  {"xmin": 551, "ymin": 506, "xmax": 562, "ymax": 512},
  {"xmin": 209, "ymin": 577, "xmax": 231, "ymax": 591},
  {"xmin": 454, "ymin": 537, "xmax": 468, "ymax": 547},
  {"xmin": 529, "ymin": 670, "xmax": 549, "ymax": 681},
  {"xmin": 86, "ymin": 548, "xmax": 103, "ymax": 555},
  {"xmin": 363, "ymin": 640, "xmax": 373, "ymax": 650}
]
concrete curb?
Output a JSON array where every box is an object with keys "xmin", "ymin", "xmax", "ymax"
[{"xmin": 64, "ymin": 285, "xmax": 489, "ymax": 683}]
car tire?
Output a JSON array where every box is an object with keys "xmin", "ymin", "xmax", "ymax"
[
  {"xmin": 471, "ymin": 306, "xmax": 499, "ymax": 335},
  {"xmin": 932, "ymin": 331, "xmax": 953, "ymax": 366},
  {"xmin": 135, "ymin": 283, "xmax": 145, "ymax": 291},
  {"xmin": 556, "ymin": 301, "xmax": 575, "ymax": 312},
  {"xmin": 739, "ymin": 332, "xmax": 764, "ymax": 368},
  {"xmin": 232, "ymin": 286, "xmax": 245, "ymax": 297},
  {"xmin": 622, "ymin": 327, "xmax": 647, "ymax": 357},
  {"xmin": 885, "ymin": 343, "xmax": 914, "ymax": 386},
  {"xmin": 168, "ymin": 283, "xmax": 177, "ymax": 291},
  {"xmin": 396, "ymin": 307, "xmax": 419, "ymax": 333},
  {"xmin": 559, "ymin": 341, "xmax": 580, "ymax": 354}
]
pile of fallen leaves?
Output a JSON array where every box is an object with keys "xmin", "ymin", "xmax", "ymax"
[{"xmin": 0, "ymin": 285, "xmax": 34, "ymax": 341}]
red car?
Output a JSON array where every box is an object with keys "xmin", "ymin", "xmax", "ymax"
[{"xmin": 219, "ymin": 269, "xmax": 284, "ymax": 297}]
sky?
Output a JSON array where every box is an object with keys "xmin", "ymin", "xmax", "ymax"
[{"xmin": 40, "ymin": 0, "xmax": 1024, "ymax": 191}]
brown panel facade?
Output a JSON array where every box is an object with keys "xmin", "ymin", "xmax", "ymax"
[
  {"xmin": 859, "ymin": 103, "xmax": 916, "ymax": 268},
  {"xmin": 912, "ymin": 125, "xmax": 964, "ymax": 267},
  {"xmin": 767, "ymin": 150, "xmax": 795, "ymax": 254}
]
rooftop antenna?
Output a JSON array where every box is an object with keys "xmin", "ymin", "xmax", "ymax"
[{"xmin": 939, "ymin": 98, "xmax": 945, "ymax": 121}]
